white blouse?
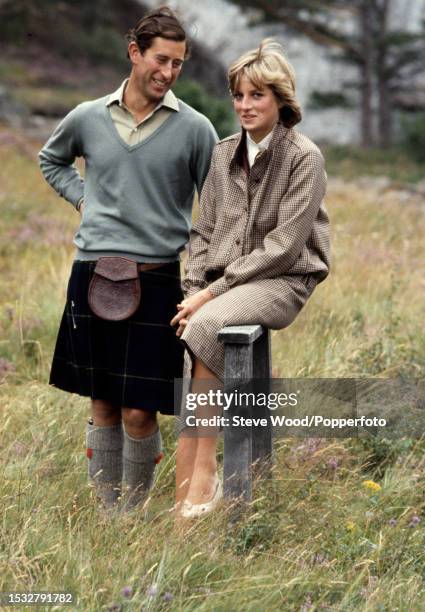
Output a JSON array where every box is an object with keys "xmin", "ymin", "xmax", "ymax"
[{"xmin": 246, "ymin": 129, "xmax": 274, "ymax": 168}]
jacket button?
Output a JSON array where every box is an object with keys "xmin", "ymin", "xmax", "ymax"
[{"xmin": 235, "ymin": 238, "xmax": 241, "ymax": 245}]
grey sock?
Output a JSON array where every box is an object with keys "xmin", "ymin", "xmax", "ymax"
[
  {"xmin": 122, "ymin": 428, "xmax": 163, "ymax": 511},
  {"xmin": 86, "ymin": 422, "xmax": 123, "ymax": 509}
]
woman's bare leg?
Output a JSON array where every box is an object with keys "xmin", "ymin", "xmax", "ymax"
[
  {"xmin": 176, "ymin": 358, "xmax": 219, "ymax": 506},
  {"xmin": 175, "ymin": 437, "xmax": 198, "ymax": 505}
]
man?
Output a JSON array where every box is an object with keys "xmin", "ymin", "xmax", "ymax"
[{"xmin": 39, "ymin": 6, "xmax": 217, "ymax": 513}]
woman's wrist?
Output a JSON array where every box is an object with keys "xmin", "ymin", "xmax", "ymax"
[{"xmin": 203, "ymin": 288, "xmax": 214, "ymax": 301}]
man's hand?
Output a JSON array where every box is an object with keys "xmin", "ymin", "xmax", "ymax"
[{"xmin": 170, "ymin": 289, "xmax": 214, "ymax": 337}]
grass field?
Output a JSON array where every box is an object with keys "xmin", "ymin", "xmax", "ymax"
[
  {"xmin": 323, "ymin": 145, "xmax": 425, "ymax": 185},
  {"xmin": 0, "ymin": 127, "xmax": 424, "ymax": 611}
]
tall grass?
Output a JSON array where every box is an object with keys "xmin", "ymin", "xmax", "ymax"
[
  {"xmin": 1, "ymin": 133, "xmax": 424, "ymax": 610},
  {"xmin": 324, "ymin": 145, "xmax": 425, "ymax": 184},
  {"xmin": 274, "ymin": 180, "xmax": 425, "ymax": 379}
]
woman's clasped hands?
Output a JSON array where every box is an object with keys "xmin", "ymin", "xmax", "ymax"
[{"xmin": 170, "ymin": 288, "xmax": 214, "ymax": 337}]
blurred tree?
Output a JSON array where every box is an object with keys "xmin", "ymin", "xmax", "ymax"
[
  {"xmin": 402, "ymin": 112, "xmax": 425, "ymax": 162},
  {"xmin": 228, "ymin": 0, "xmax": 425, "ymax": 147}
]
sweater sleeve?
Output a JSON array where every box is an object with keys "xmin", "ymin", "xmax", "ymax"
[
  {"xmin": 182, "ymin": 147, "xmax": 218, "ymax": 297},
  {"xmin": 38, "ymin": 106, "xmax": 85, "ymax": 208},
  {"xmin": 190, "ymin": 116, "xmax": 218, "ymax": 194},
  {"xmin": 207, "ymin": 149, "xmax": 327, "ymax": 297}
]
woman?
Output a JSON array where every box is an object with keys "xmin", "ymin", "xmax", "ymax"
[{"xmin": 171, "ymin": 39, "xmax": 330, "ymax": 517}]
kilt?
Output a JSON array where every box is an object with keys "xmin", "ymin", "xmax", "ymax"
[{"xmin": 50, "ymin": 260, "xmax": 184, "ymax": 414}]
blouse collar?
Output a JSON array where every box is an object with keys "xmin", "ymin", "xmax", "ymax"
[
  {"xmin": 231, "ymin": 122, "xmax": 289, "ymax": 169},
  {"xmin": 246, "ymin": 129, "xmax": 274, "ymax": 167}
]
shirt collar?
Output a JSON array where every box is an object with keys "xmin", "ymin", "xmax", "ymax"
[
  {"xmin": 231, "ymin": 122, "xmax": 288, "ymax": 169},
  {"xmin": 246, "ymin": 129, "xmax": 274, "ymax": 152},
  {"xmin": 106, "ymin": 79, "xmax": 180, "ymax": 112},
  {"xmin": 246, "ymin": 130, "xmax": 274, "ymax": 167}
]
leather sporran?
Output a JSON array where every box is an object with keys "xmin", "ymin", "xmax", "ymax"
[{"xmin": 88, "ymin": 257, "xmax": 141, "ymax": 321}]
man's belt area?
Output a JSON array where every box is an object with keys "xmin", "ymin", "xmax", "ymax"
[
  {"xmin": 88, "ymin": 259, "xmax": 169, "ymax": 321},
  {"xmin": 138, "ymin": 262, "xmax": 167, "ymax": 272}
]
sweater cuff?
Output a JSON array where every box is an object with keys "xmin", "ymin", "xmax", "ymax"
[
  {"xmin": 207, "ymin": 276, "xmax": 229, "ymax": 297},
  {"xmin": 67, "ymin": 184, "xmax": 85, "ymax": 209}
]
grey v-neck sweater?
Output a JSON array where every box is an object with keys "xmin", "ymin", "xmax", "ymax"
[{"xmin": 39, "ymin": 95, "xmax": 217, "ymax": 262}]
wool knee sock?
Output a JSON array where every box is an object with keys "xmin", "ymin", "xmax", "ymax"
[
  {"xmin": 122, "ymin": 427, "xmax": 163, "ymax": 511},
  {"xmin": 86, "ymin": 421, "xmax": 123, "ymax": 509}
]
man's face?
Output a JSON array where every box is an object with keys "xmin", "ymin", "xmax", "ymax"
[{"xmin": 130, "ymin": 37, "xmax": 186, "ymax": 103}]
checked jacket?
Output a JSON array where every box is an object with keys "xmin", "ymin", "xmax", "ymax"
[{"xmin": 182, "ymin": 121, "xmax": 330, "ymax": 298}]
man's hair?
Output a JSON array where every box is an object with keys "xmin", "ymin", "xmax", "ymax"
[
  {"xmin": 126, "ymin": 5, "xmax": 190, "ymax": 59},
  {"xmin": 228, "ymin": 38, "xmax": 302, "ymax": 128}
]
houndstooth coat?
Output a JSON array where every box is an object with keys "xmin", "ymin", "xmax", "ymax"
[{"xmin": 180, "ymin": 121, "xmax": 330, "ymax": 379}]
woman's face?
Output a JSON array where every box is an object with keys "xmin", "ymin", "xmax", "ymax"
[{"xmin": 233, "ymin": 74, "xmax": 281, "ymax": 143}]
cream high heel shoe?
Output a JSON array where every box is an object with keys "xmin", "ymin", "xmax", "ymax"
[{"xmin": 181, "ymin": 476, "xmax": 223, "ymax": 519}]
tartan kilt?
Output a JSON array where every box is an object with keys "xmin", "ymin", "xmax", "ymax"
[{"xmin": 49, "ymin": 260, "xmax": 184, "ymax": 414}]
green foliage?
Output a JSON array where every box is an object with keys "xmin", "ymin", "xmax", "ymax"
[
  {"xmin": 354, "ymin": 437, "xmax": 415, "ymax": 477},
  {"xmin": 224, "ymin": 484, "xmax": 282, "ymax": 554},
  {"xmin": 173, "ymin": 79, "xmax": 235, "ymax": 138},
  {"xmin": 0, "ymin": 0, "xmax": 133, "ymax": 69},
  {"xmin": 308, "ymin": 90, "xmax": 354, "ymax": 110},
  {"xmin": 401, "ymin": 113, "xmax": 425, "ymax": 163},
  {"xmin": 57, "ymin": 26, "xmax": 127, "ymax": 67}
]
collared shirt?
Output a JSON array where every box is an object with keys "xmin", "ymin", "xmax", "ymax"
[
  {"xmin": 246, "ymin": 129, "xmax": 274, "ymax": 168},
  {"xmin": 75, "ymin": 79, "xmax": 181, "ymax": 211},
  {"xmin": 106, "ymin": 79, "xmax": 180, "ymax": 147},
  {"xmin": 39, "ymin": 91, "xmax": 218, "ymax": 262}
]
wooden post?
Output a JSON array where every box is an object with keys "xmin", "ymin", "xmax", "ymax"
[
  {"xmin": 218, "ymin": 325, "xmax": 272, "ymax": 503},
  {"xmin": 252, "ymin": 329, "xmax": 273, "ymax": 478}
]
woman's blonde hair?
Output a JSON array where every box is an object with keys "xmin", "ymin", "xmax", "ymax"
[{"xmin": 228, "ymin": 38, "xmax": 302, "ymax": 128}]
